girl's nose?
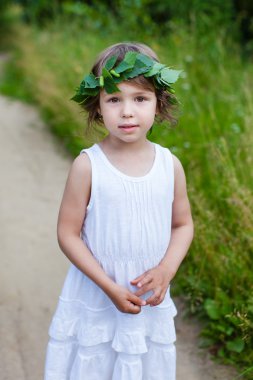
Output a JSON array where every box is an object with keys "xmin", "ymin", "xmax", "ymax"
[{"xmin": 121, "ymin": 101, "xmax": 134, "ymax": 118}]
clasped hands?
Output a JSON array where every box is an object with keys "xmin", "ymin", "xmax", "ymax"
[{"xmin": 108, "ymin": 264, "xmax": 171, "ymax": 314}]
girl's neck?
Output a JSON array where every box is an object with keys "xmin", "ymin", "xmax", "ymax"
[
  {"xmin": 99, "ymin": 136, "xmax": 152, "ymax": 154},
  {"xmin": 97, "ymin": 137, "xmax": 156, "ymax": 178}
]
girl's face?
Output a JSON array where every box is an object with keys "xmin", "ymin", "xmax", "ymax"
[{"xmin": 98, "ymin": 81, "xmax": 158, "ymax": 144}]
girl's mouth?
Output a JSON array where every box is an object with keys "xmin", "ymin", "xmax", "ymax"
[{"xmin": 119, "ymin": 125, "xmax": 139, "ymax": 131}]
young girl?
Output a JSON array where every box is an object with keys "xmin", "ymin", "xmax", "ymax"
[{"xmin": 44, "ymin": 42, "xmax": 194, "ymax": 380}]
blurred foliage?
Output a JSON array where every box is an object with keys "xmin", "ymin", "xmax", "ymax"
[
  {"xmin": 0, "ymin": 0, "xmax": 17, "ymax": 49},
  {"xmin": 10, "ymin": 0, "xmax": 252, "ymax": 56},
  {"xmin": 8, "ymin": 1, "xmax": 253, "ymax": 47},
  {"xmin": 16, "ymin": 0, "xmax": 62, "ymax": 24}
]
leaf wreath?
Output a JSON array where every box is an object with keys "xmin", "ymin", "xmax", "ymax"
[{"xmin": 71, "ymin": 51, "xmax": 182, "ymax": 105}]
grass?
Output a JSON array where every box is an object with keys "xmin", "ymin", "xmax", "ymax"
[{"xmin": 1, "ymin": 13, "xmax": 253, "ymax": 378}]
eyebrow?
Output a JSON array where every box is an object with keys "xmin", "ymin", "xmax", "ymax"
[{"xmin": 102, "ymin": 90, "xmax": 153, "ymax": 98}]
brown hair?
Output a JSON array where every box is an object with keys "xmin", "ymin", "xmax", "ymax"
[{"xmin": 80, "ymin": 42, "xmax": 178, "ymax": 139}]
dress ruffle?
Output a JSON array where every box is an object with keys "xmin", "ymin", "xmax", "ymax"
[
  {"xmin": 45, "ymin": 260, "xmax": 177, "ymax": 380},
  {"xmin": 49, "ymin": 293, "xmax": 177, "ymax": 355},
  {"xmin": 49, "ymin": 262, "xmax": 177, "ymax": 355},
  {"xmin": 46, "ymin": 263, "xmax": 177, "ymax": 379},
  {"xmin": 45, "ymin": 339, "xmax": 176, "ymax": 380}
]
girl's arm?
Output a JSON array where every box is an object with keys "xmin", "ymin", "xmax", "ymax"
[
  {"xmin": 131, "ymin": 154, "xmax": 194, "ymax": 306},
  {"xmin": 57, "ymin": 153, "xmax": 145, "ymax": 314},
  {"xmin": 158, "ymin": 154, "xmax": 194, "ymax": 277}
]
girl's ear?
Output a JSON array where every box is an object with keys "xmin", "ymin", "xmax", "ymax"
[{"xmin": 97, "ymin": 108, "xmax": 103, "ymax": 120}]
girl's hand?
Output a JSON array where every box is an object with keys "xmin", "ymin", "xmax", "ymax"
[
  {"xmin": 107, "ymin": 283, "xmax": 146, "ymax": 314},
  {"xmin": 130, "ymin": 265, "xmax": 171, "ymax": 307}
]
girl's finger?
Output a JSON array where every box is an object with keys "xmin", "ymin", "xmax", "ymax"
[
  {"xmin": 130, "ymin": 273, "xmax": 146, "ymax": 284},
  {"xmin": 136, "ymin": 274, "xmax": 153, "ymax": 288},
  {"xmin": 145, "ymin": 292, "xmax": 161, "ymax": 305},
  {"xmin": 134, "ymin": 284, "xmax": 151, "ymax": 297},
  {"xmin": 128, "ymin": 303, "xmax": 142, "ymax": 314},
  {"xmin": 130, "ymin": 294, "xmax": 147, "ymax": 307},
  {"xmin": 132, "ymin": 274, "xmax": 152, "ymax": 288}
]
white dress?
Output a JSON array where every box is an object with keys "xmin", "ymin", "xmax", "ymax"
[{"xmin": 44, "ymin": 142, "xmax": 177, "ymax": 380}]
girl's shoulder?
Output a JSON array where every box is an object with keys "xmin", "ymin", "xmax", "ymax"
[
  {"xmin": 170, "ymin": 154, "xmax": 187, "ymax": 190},
  {"xmin": 171, "ymin": 153, "xmax": 183, "ymax": 169},
  {"xmin": 68, "ymin": 149, "xmax": 92, "ymax": 181},
  {"xmin": 75, "ymin": 143, "xmax": 98, "ymax": 165}
]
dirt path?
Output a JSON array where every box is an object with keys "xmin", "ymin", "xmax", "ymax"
[{"xmin": 0, "ymin": 94, "xmax": 238, "ymax": 379}]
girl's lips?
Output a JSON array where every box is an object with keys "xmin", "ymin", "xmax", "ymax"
[
  {"xmin": 119, "ymin": 125, "xmax": 139, "ymax": 132},
  {"xmin": 118, "ymin": 125, "xmax": 139, "ymax": 129}
]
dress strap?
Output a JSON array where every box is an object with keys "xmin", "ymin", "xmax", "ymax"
[
  {"xmin": 161, "ymin": 147, "xmax": 174, "ymax": 202},
  {"xmin": 79, "ymin": 145, "xmax": 97, "ymax": 212}
]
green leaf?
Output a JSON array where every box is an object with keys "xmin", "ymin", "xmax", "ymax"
[
  {"xmin": 198, "ymin": 337, "xmax": 216, "ymax": 348},
  {"xmin": 83, "ymin": 73, "xmax": 99, "ymax": 88},
  {"xmin": 114, "ymin": 51, "xmax": 138, "ymax": 74},
  {"xmin": 113, "ymin": 74, "xmax": 126, "ymax": 83},
  {"xmin": 104, "ymin": 55, "xmax": 118, "ymax": 71},
  {"xmin": 159, "ymin": 68, "xmax": 183, "ymax": 84},
  {"xmin": 226, "ymin": 314, "xmax": 242, "ymax": 327},
  {"xmin": 79, "ymin": 84, "xmax": 99, "ymax": 96},
  {"xmin": 124, "ymin": 54, "xmax": 153, "ymax": 78},
  {"xmin": 218, "ymin": 348, "xmax": 226, "ymax": 358},
  {"xmin": 70, "ymin": 93, "xmax": 89, "ymax": 104},
  {"xmin": 204, "ymin": 299, "xmax": 220, "ymax": 320},
  {"xmin": 70, "ymin": 93, "xmax": 84, "ymax": 102},
  {"xmin": 102, "ymin": 67, "xmax": 119, "ymax": 93},
  {"xmin": 215, "ymin": 324, "xmax": 234, "ymax": 336},
  {"xmin": 216, "ymin": 324, "xmax": 235, "ymax": 336},
  {"xmin": 226, "ymin": 338, "xmax": 245, "ymax": 353},
  {"xmin": 153, "ymin": 76, "xmax": 164, "ymax": 87},
  {"xmin": 104, "ymin": 77, "xmax": 120, "ymax": 94},
  {"xmin": 136, "ymin": 53, "xmax": 154, "ymax": 67},
  {"xmin": 102, "ymin": 67, "xmax": 113, "ymax": 79},
  {"xmin": 124, "ymin": 58, "xmax": 151, "ymax": 79},
  {"xmin": 225, "ymin": 326, "xmax": 234, "ymax": 336},
  {"xmin": 144, "ymin": 62, "xmax": 166, "ymax": 77}
]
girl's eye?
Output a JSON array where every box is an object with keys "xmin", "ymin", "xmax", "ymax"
[
  {"xmin": 107, "ymin": 96, "xmax": 148, "ymax": 103},
  {"xmin": 136, "ymin": 96, "xmax": 146, "ymax": 102},
  {"xmin": 108, "ymin": 97, "xmax": 119, "ymax": 103}
]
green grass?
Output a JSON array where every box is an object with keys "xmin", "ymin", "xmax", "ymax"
[{"xmin": 1, "ymin": 15, "xmax": 253, "ymax": 378}]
